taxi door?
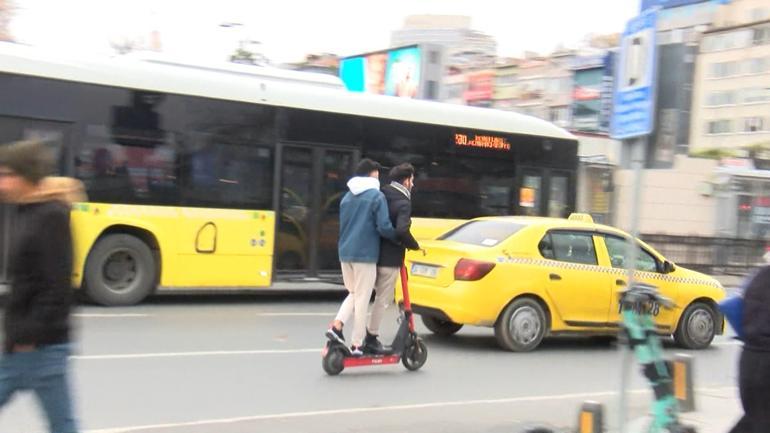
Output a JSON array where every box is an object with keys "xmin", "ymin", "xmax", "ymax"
[
  {"xmin": 542, "ymin": 230, "xmax": 613, "ymax": 327},
  {"xmin": 597, "ymin": 234, "xmax": 678, "ymax": 332}
]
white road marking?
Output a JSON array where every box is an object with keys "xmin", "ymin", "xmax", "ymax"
[
  {"xmin": 74, "ymin": 313, "xmax": 151, "ymax": 318},
  {"xmin": 85, "ymin": 386, "xmax": 737, "ymax": 433},
  {"xmin": 72, "ymin": 348, "xmax": 320, "ymax": 360},
  {"xmin": 712, "ymin": 340, "xmax": 741, "ymax": 346},
  {"xmin": 255, "ymin": 312, "xmax": 335, "ymax": 317}
]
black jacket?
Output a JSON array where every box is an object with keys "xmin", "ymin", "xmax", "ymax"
[
  {"xmin": 3, "ymin": 200, "xmax": 73, "ymax": 352},
  {"xmin": 742, "ymin": 266, "xmax": 770, "ymax": 352},
  {"xmin": 378, "ymin": 184, "xmax": 420, "ymax": 267}
]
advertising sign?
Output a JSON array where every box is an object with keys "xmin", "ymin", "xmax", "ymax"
[
  {"xmin": 599, "ymin": 51, "xmax": 615, "ymax": 133},
  {"xmin": 611, "ymin": 9, "xmax": 658, "ymax": 140},
  {"xmin": 339, "ymin": 46, "xmax": 422, "ymax": 98},
  {"xmin": 640, "ymin": 0, "xmax": 713, "ymax": 11},
  {"xmin": 572, "ymin": 67, "xmax": 603, "ymax": 132}
]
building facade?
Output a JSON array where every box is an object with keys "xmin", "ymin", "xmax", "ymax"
[{"xmin": 690, "ymin": 0, "xmax": 770, "ymax": 151}]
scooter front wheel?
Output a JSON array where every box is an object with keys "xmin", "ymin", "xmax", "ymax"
[
  {"xmin": 402, "ymin": 339, "xmax": 428, "ymax": 371},
  {"xmin": 322, "ymin": 346, "xmax": 346, "ymax": 376}
]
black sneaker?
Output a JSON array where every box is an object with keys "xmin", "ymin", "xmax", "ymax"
[
  {"xmin": 364, "ymin": 331, "xmax": 384, "ymax": 354},
  {"xmin": 325, "ymin": 326, "xmax": 345, "ymax": 344}
]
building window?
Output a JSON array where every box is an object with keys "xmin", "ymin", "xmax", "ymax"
[
  {"xmin": 706, "ymin": 90, "xmax": 736, "ymax": 106},
  {"xmin": 549, "ymin": 107, "xmax": 569, "ymax": 126},
  {"xmin": 754, "ymin": 27, "xmax": 770, "ymax": 46},
  {"xmin": 707, "ymin": 119, "xmax": 732, "ymax": 134},
  {"xmin": 747, "ymin": 58, "xmax": 766, "ymax": 74},
  {"xmin": 709, "ymin": 61, "xmax": 741, "ymax": 78},
  {"xmin": 445, "ymin": 83, "xmax": 465, "ymax": 100},
  {"xmin": 703, "ymin": 30, "xmax": 753, "ymax": 52},
  {"xmin": 743, "ymin": 87, "xmax": 770, "ymax": 104},
  {"xmin": 426, "ymin": 80, "xmax": 438, "ymax": 100},
  {"xmin": 744, "ymin": 117, "xmax": 765, "ymax": 132}
]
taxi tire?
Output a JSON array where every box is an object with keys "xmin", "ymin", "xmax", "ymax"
[
  {"xmin": 421, "ymin": 315, "xmax": 463, "ymax": 336},
  {"xmin": 83, "ymin": 234, "xmax": 157, "ymax": 306},
  {"xmin": 674, "ymin": 301, "xmax": 717, "ymax": 350},
  {"xmin": 495, "ymin": 298, "xmax": 547, "ymax": 352}
]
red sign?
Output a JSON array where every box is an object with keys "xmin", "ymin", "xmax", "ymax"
[
  {"xmin": 464, "ymin": 71, "xmax": 494, "ymax": 102},
  {"xmin": 573, "ymin": 86, "xmax": 601, "ymax": 101}
]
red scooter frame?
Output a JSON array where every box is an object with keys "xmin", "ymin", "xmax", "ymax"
[{"xmin": 321, "ymin": 265, "xmax": 427, "ymax": 375}]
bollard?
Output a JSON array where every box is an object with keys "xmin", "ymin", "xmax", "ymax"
[
  {"xmin": 672, "ymin": 353, "xmax": 696, "ymax": 412},
  {"xmin": 577, "ymin": 401, "xmax": 604, "ymax": 433}
]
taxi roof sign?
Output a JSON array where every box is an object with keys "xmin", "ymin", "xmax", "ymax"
[{"xmin": 568, "ymin": 213, "xmax": 595, "ymax": 223}]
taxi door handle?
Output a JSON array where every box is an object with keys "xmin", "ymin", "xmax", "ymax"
[
  {"xmin": 549, "ymin": 273, "xmax": 562, "ymax": 281},
  {"xmin": 616, "ymin": 279, "xmax": 627, "ymax": 286}
]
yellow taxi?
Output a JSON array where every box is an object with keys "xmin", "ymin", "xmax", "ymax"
[{"xmin": 405, "ymin": 214, "xmax": 725, "ymax": 352}]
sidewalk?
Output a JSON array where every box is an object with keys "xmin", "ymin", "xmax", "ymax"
[
  {"xmin": 713, "ymin": 275, "xmax": 743, "ymax": 288},
  {"xmin": 626, "ymin": 387, "xmax": 741, "ymax": 433}
]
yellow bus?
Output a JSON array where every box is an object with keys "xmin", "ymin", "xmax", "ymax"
[{"xmin": 0, "ymin": 43, "xmax": 578, "ymax": 305}]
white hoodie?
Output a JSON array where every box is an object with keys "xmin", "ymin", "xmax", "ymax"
[{"xmin": 347, "ymin": 176, "xmax": 381, "ymax": 195}]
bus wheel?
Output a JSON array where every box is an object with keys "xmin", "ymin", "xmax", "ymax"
[{"xmin": 84, "ymin": 234, "xmax": 157, "ymax": 306}]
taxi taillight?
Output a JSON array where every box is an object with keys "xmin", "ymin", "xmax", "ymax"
[{"xmin": 454, "ymin": 259, "xmax": 495, "ymax": 281}]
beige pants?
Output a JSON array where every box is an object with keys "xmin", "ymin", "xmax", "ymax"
[
  {"xmin": 367, "ymin": 266, "xmax": 400, "ymax": 336},
  {"xmin": 335, "ymin": 262, "xmax": 377, "ymax": 347}
]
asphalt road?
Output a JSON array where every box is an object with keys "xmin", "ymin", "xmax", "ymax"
[{"xmin": 0, "ymin": 293, "xmax": 742, "ymax": 433}]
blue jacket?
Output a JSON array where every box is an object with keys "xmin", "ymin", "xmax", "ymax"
[{"xmin": 338, "ymin": 176, "xmax": 396, "ymax": 263}]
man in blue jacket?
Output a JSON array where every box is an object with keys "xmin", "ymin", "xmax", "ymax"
[{"xmin": 326, "ymin": 159, "xmax": 396, "ymax": 355}]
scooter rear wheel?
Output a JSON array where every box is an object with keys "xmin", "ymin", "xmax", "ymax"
[
  {"xmin": 402, "ymin": 339, "xmax": 428, "ymax": 371},
  {"xmin": 322, "ymin": 346, "xmax": 346, "ymax": 376}
]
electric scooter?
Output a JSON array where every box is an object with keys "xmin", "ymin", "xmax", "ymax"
[
  {"xmin": 619, "ymin": 282, "xmax": 696, "ymax": 433},
  {"xmin": 321, "ymin": 265, "xmax": 428, "ymax": 375}
]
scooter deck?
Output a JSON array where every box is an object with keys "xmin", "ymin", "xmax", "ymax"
[{"xmin": 343, "ymin": 355, "xmax": 401, "ymax": 367}]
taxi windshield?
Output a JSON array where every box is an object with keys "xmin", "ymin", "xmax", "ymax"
[{"xmin": 439, "ymin": 220, "xmax": 525, "ymax": 247}]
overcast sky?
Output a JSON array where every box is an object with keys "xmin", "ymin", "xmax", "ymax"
[{"xmin": 10, "ymin": 0, "xmax": 639, "ymax": 63}]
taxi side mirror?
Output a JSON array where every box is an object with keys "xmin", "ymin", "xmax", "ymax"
[{"xmin": 662, "ymin": 260, "xmax": 676, "ymax": 274}]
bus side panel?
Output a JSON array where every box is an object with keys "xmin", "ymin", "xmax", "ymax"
[
  {"xmin": 70, "ymin": 204, "xmax": 275, "ymax": 289},
  {"xmin": 166, "ymin": 208, "xmax": 275, "ymax": 287},
  {"xmin": 69, "ymin": 203, "xmax": 171, "ymax": 288}
]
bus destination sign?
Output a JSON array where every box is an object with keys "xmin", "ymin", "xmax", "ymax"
[{"xmin": 454, "ymin": 133, "xmax": 511, "ymax": 151}]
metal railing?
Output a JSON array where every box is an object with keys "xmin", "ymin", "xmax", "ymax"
[{"xmin": 640, "ymin": 234, "xmax": 767, "ymax": 276}]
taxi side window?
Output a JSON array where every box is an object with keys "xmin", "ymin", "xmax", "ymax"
[
  {"xmin": 603, "ymin": 235, "xmax": 659, "ymax": 273},
  {"xmin": 540, "ymin": 232, "xmax": 598, "ymax": 265}
]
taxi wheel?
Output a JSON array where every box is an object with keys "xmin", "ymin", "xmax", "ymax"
[
  {"xmin": 674, "ymin": 302, "xmax": 717, "ymax": 350},
  {"xmin": 495, "ymin": 298, "xmax": 547, "ymax": 352},
  {"xmin": 421, "ymin": 315, "xmax": 463, "ymax": 336}
]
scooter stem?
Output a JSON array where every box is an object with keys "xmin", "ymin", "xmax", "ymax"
[{"xmin": 400, "ymin": 265, "xmax": 415, "ymax": 333}]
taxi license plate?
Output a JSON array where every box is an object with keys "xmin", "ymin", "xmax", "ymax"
[{"xmin": 411, "ymin": 263, "xmax": 438, "ymax": 278}]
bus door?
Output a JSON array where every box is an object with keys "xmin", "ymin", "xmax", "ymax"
[
  {"xmin": 0, "ymin": 117, "xmax": 70, "ymax": 284},
  {"xmin": 517, "ymin": 168, "xmax": 574, "ymax": 218},
  {"xmin": 276, "ymin": 144, "xmax": 356, "ymax": 279}
]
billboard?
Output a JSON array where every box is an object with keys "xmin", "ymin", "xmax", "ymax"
[
  {"xmin": 611, "ymin": 9, "xmax": 658, "ymax": 140},
  {"xmin": 464, "ymin": 70, "xmax": 495, "ymax": 105},
  {"xmin": 571, "ymin": 67, "xmax": 603, "ymax": 132},
  {"xmin": 339, "ymin": 46, "xmax": 422, "ymax": 98}
]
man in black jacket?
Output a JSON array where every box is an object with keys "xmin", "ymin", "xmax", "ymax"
[
  {"xmin": 0, "ymin": 140, "xmax": 80, "ymax": 433},
  {"xmin": 364, "ymin": 163, "xmax": 420, "ymax": 353},
  {"xmin": 731, "ymin": 265, "xmax": 770, "ymax": 433}
]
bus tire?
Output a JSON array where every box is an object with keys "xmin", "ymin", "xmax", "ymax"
[{"xmin": 84, "ymin": 234, "xmax": 157, "ymax": 306}]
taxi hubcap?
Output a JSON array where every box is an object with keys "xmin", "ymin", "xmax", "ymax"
[
  {"xmin": 510, "ymin": 306, "xmax": 541, "ymax": 346},
  {"xmin": 688, "ymin": 309, "xmax": 714, "ymax": 345}
]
